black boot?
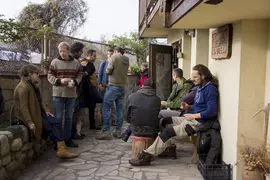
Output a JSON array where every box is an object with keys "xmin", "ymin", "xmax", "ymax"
[
  {"xmin": 72, "ymin": 134, "xmax": 84, "ymax": 140},
  {"xmin": 89, "ymin": 124, "xmax": 102, "ymax": 130},
  {"xmin": 129, "ymin": 151, "xmax": 153, "ymax": 166},
  {"xmin": 65, "ymin": 139, "xmax": 78, "ymax": 148},
  {"xmin": 158, "ymin": 144, "xmax": 177, "ymax": 159}
]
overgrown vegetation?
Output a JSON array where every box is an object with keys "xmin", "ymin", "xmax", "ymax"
[{"xmin": 108, "ymin": 31, "xmax": 157, "ymax": 64}]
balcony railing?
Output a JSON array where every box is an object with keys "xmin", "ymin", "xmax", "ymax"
[{"xmin": 139, "ymin": 0, "xmax": 158, "ymax": 29}]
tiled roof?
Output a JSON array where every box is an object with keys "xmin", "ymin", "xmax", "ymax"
[{"xmin": 0, "ymin": 60, "xmax": 40, "ymax": 75}]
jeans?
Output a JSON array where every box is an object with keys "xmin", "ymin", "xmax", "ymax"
[
  {"xmin": 41, "ymin": 112, "xmax": 63, "ymax": 142},
  {"xmin": 102, "ymin": 85, "xmax": 125, "ymax": 131},
  {"xmin": 53, "ymin": 97, "xmax": 75, "ymax": 141}
]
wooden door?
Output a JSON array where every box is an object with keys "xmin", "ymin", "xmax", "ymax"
[{"xmin": 149, "ymin": 44, "xmax": 173, "ymax": 100}]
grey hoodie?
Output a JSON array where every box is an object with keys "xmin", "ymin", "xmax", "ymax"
[{"xmin": 106, "ymin": 53, "xmax": 129, "ymax": 87}]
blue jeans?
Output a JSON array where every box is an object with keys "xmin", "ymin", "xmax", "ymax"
[
  {"xmin": 53, "ymin": 97, "xmax": 75, "ymax": 141},
  {"xmin": 41, "ymin": 112, "xmax": 63, "ymax": 142},
  {"xmin": 102, "ymin": 85, "xmax": 125, "ymax": 131}
]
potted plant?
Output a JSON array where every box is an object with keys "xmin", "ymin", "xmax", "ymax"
[
  {"xmin": 262, "ymin": 145, "xmax": 270, "ymax": 180},
  {"xmin": 129, "ymin": 65, "xmax": 140, "ymax": 75},
  {"xmin": 239, "ymin": 144, "xmax": 266, "ymax": 180}
]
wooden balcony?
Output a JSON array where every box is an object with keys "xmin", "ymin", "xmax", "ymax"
[{"xmin": 138, "ymin": 0, "xmax": 224, "ymax": 38}]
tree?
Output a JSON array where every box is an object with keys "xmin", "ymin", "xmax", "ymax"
[
  {"xmin": 18, "ymin": 0, "xmax": 88, "ymax": 35},
  {"xmin": 108, "ymin": 31, "xmax": 157, "ymax": 64},
  {"xmin": 0, "ymin": 15, "xmax": 27, "ymax": 43}
]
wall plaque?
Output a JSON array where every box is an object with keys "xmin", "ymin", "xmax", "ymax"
[{"xmin": 211, "ymin": 24, "xmax": 233, "ymax": 60}]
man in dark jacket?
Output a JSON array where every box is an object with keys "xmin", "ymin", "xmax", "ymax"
[{"xmin": 122, "ymin": 79, "xmax": 161, "ymax": 141}]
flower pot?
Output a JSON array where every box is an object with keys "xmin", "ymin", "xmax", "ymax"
[
  {"xmin": 242, "ymin": 169, "xmax": 265, "ymax": 180},
  {"xmin": 265, "ymin": 174, "xmax": 270, "ymax": 180}
]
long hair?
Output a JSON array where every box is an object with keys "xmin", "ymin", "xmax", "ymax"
[{"xmin": 192, "ymin": 64, "xmax": 219, "ymax": 88}]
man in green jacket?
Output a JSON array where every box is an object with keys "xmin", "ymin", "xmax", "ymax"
[{"xmin": 161, "ymin": 68, "xmax": 192, "ymax": 109}]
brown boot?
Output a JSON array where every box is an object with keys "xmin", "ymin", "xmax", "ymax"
[{"xmin": 56, "ymin": 142, "xmax": 78, "ymax": 159}]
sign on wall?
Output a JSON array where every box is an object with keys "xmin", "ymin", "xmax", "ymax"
[{"xmin": 211, "ymin": 24, "xmax": 233, "ymax": 60}]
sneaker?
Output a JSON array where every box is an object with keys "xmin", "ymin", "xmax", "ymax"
[
  {"xmin": 96, "ymin": 131, "xmax": 113, "ymax": 140},
  {"xmin": 121, "ymin": 134, "xmax": 130, "ymax": 142},
  {"xmin": 65, "ymin": 139, "xmax": 79, "ymax": 148},
  {"xmin": 113, "ymin": 130, "xmax": 122, "ymax": 139}
]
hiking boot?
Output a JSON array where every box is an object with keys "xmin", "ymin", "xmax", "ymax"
[
  {"xmin": 96, "ymin": 130, "xmax": 113, "ymax": 140},
  {"xmin": 129, "ymin": 151, "xmax": 153, "ymax": 166},
  {"xmin": 158, "ymin": 144, "xmax": 177, "ymax": 159},
  {"xmin": 113, "ymin": 130, "xmax": 122, "ymax": 139},
  {"xmin": 65, "ymin": 139, "xmax": 78, "ymax": 148},
  {"xmin": 72, "ymin": 134, "xmax": 84, "ymax": 140},
  {"xmin": 56, "ymin": 141, "xmax": 78, "ymax": 159},
  {"xmin": 80, "ymin": 133, "xmax": 86, "ymax": 137}
]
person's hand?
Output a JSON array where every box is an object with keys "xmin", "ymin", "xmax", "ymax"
[
  {"xmin": 98, "ymin": 84, "xmax": 103, "ymax": 89},
  {"xmin": 183, "ymin": 114, "xmax": 195, "ymax": 120},
  {"xmin": 161, "ymin": 101, "xmax": 168, "ymax": 106},
  {"xmin": 45, "ymin": 111, "xmax": 54, "ymax": 117},
  {"xmin": 29, "ymin": 123, "xmax": 36, "ymax": 133},
  {"xmin": 61, "ymin": 78, "xmax": 69, "ymax": 85},
  {"xmin": 67, "ymin": 80, "xmax": 75, "ymax": 88},
  {"xmin": 83, "ymin": 72, "xmax": 88, "ymax": 76},
  {"xmin": 181, "ymin": 102, "xmax": 190, "ymax": 110}
]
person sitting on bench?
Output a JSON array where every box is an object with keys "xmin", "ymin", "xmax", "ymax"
[
  {"xmin": 159, "ymin": 81, "xmax": 197, "ymax": 119},
  {"xmin": 121, "ymin": 79, "xmax": 161, "ymax": 141},
  {"xmin": 129, "ymin": 64, "xmax": 219, "ymax": 166},
  {"xmin": 14, "ymin": 64, "xmax": 78, "ymax": 159},
  {"xmin": 160, "ymin": 68, "xmax": 193, "ymax": 110}
]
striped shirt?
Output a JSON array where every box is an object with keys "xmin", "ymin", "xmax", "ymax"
[{"xmin": 47, "ymin": 56, "xmax": 82, "ymax": 98}]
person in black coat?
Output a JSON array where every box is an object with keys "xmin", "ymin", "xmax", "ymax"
[{"xmin": 122, "ymin": 79, "xmax": 161, "ymax": 141}]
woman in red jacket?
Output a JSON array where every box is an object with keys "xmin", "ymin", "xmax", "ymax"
[{"xmin": 136, "ymin": 63, "xmax": 149, "ymax": 87}]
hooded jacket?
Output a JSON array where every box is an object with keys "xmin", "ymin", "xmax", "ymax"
[
  {"xmin": 106, "ymin": 53, "xmax": 129, "ymax": 87},
  {"xmin": 126, "ymin": 86, "xmax": 161, "ymax": 137}
]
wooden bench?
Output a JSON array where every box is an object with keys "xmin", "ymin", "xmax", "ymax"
[{"xmin": 131, "ymin": 136, "xmax": 154, "ymax": 160}]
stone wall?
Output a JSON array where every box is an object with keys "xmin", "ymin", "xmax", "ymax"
[
  {"xmin": 0, "ymin": 125, "xmax": 47, "ymax": 180},
  {"xmin": 0, "ymin": 75, "xmax": 53, "ymax": 123}
]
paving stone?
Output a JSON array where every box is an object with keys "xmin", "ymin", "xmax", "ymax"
[
  {"xmin": 160, "ymin": 176, "xmax": 181, "ymax": 180},
  {"xmin": 130, "ymin": 167, "xmax": 141, "ymax": 172},
  {"xmin": 118, "ymin": 170, "xmax": 134, "ymax": 179},
  {"xmin": 95, "ymin": 165, "xmax": 119, "ymax": 177},
  {"xmin": 69, "ymin": 163, "xmax": 98, "ymax": 170},
  {"xmin": 100, "ymin": 159, "xmax": 120, "ymax": 165},
  {"xmin": 141, "ymin": 168, "xmax": 168, "ymax": 173},
  {"xmin": 77, "ymin": 176, "xmax": 94, "ymax": 180},
  {"xmin": 77, "ymin": 168, "xmax": 97, "ymax": 176},
  {"xmin": 45, "ymin": 167, "xmax": 66, "ymax": 179},
  {"xmin": 32, "ymin": 170, "xmax": 52, "ymax": 180},
  {"xmin": 133, "ymin": 172, "xmax": 143, "ymax": 180},
  {"xmin": 102, "ymin": 176, "xmax": 129, "ymax": 180},
  {"xmin": 54, "ymin": 173, "xmax": 76, "ymax": 180},
  {"xmin": 108, "ymin": 170, "xmax": 118, "ymax": 176},
  {"xmin": 145, "ymin": 172, "xmax": 158, "ymax": 179}
]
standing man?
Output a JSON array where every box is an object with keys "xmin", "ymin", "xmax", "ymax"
[
  {"xmin": 98, "ymin": 48, "xmax": 116, "ymax": 126},
  {"xmin": 70, "ymin": 42, "xmax": 86, "ymax": 140},
  {"xmin": 47, "ymin": 42, "xmax": 82, "ymax": 148},
  {"xmin": 86, "ymin": 49, "xmax": 102, "ymax": 130},
  {"xmin": 96, "ymin": 47, "xmax": 129, "ymax": 140}
]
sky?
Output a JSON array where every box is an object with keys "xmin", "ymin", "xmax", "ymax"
[{"xmin": 0, "ymin": 0, "xmax": 139, "ymax": 41}]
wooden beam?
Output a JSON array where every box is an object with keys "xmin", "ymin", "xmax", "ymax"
[{"xmin": 162, "ymin": 0, "xmax": 173, "ymax": 28}]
